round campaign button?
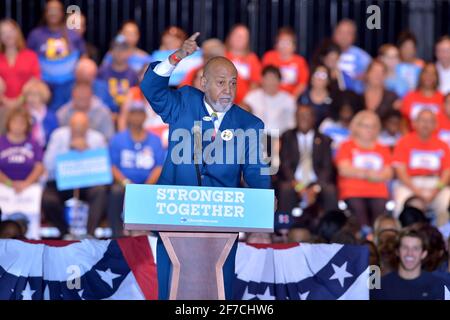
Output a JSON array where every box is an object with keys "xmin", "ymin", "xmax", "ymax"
[{"xmin": 221, "ymin": 129, "xmax": 233, "ymax": 141}]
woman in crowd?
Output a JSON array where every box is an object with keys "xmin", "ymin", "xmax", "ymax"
[
  {"xmin": 22, "ymin": 79, "xmax": 58, "ymax": 148},
  {"xmin": 401, "ymin": 63, "xmax": 444, "ymax": 131},
  {"xmin": 298, "ymin": 64, "xmax": 334, "ymax": 127},
  {"xmin": 362, "ymin": 59, "xmax": 399, "ymax": 122},
  {"xmin": 378, "ymin": 44, "xmax": 410, "ymax": 98},
  {"xmin": 335, "ymin": 110, "xmax": 393, "ymax": 228},
  {"xmin": 262, "ymin": 27, "xmax": 309, "ymax": 99},
  {"xmin": 0, "ymin": 19, "xmax": 40, "ymax": 109},
  {"xmin": 312, "ymin": 39, "xmax": 353, "ymax": 93},
  {"xmin": 396, "ymin": 31, "xmax": 424, "ymax": 93},
  {"xmin": 225, "ymin": 24, "xmax": 261, "ymax": 104},
  {"xmin": 27, "ymin": 0, "xmax": 85, "ymax": 111},
  {"xmin": 0, "ymin": 107, "xmax": 44, "ymax": 196}
]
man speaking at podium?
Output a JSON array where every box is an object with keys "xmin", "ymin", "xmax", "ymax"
[{"xmin": 140, "ymin": 32, "xmax": 271, "ymax": 299}]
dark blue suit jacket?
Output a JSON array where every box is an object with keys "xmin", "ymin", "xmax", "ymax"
[{"xmin": 140, "ymin": 62, "xmax": 271, "ymax": 189}]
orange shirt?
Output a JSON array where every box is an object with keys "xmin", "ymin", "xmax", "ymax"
[
  {"xmin": 226, "ymin": 51, "xmax": 261, "ymax": 104},
  {"xmin": 262, "ymin": 50, "xmax": 309, "ymax": 95},
  {"xmin": 437, "ymin": 112, "xmax": 450, "ymax": 146},
  {"xmin": 335, "ymin": 139, "xmax": 392, "ymax": 199},
  {"xmin": 401, "ymin": 90, "xmax": 444, "ymax": 129},
  {"xmin": 179, "ymin": 65, "xmax": 202, "ymax": 88},
  {"xmin": 393, "ymin": 132, "xmax": 450, "ymax": 176}
]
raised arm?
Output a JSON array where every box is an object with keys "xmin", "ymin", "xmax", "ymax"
[{"xmin": 140, "ymin": 32, "xmax": 200, "ymax": 124}]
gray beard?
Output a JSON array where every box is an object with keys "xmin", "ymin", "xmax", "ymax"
[{"xmin": 205, "ymin": 97, "xmax": 233, "ymax": 113}]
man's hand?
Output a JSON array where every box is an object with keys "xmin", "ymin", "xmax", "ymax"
[
  {"xmin": 70, "ymin": 137, "xmax": 88, "ymax": 151},
  {"xmin": 170, "ymin": 32, "xmax": 200, "ymax": 65},
  {"xmin": 13, "ymin": 180, "xmax": 30, "ymax": 194}
]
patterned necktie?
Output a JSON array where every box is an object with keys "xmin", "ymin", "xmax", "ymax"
[{"xmin": 211, "ymin": 112, "xmax": 218, "ymax": 141}]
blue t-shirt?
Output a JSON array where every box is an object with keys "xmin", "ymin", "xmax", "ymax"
[
  {"xmin": 397, "ymin": 62, "xmax": 422, "ymax": 92},
  {"xmin": 27, "ymin": 26, "xmax": 85, "ymax": 85},
  {"xmin": 102, "ymin": 52, "xmax": 153, "ymax": 74},
  {"xmin": 371, "ymin": 271, "xmax": 447, "ymax": 300},
  {"xmin": 109, "ymin": 130, "xmax": 165, "ymax": 184},
  {"xmin": 338, "ymin": 45, "xmax": 372, "ymax": 94}
]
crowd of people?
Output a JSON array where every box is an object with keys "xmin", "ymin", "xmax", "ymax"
[{"xmin": 0, "ymin": 0, "xmax": 450, "ymax": 299}]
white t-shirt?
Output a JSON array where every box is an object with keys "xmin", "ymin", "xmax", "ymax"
[{"xmin": 243, "ymin": 88, "xmax": 296, "ymax": 138}]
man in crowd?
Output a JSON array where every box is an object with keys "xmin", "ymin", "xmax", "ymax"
[
  {"xmin": 42, "ymin": 112, "xmax": 107, "ymax": 238},
  {"xmin": 108, "ymin": 103, "xmax": 165, "ymax": 238},
  {"xmin": 277, "ymin": 103, "xmax": 338, "ymax": 217},
  {"xmin": 372, "ymin": 229, "xmax": 447, "ymax": 299},
  {"xmin": 332, "ymin": 19, "xmax": 372, "ymax": 94},
  {"xmin": 435, "ymin": 35, "xmax": 450, "ymax": 95},
  {"xmin": 393, "ymin": 109, "xmax": 450, "ymax": 227},
  {"xmin": 57, "ymin": 82, "xmax": 115, "ymax": 140}
]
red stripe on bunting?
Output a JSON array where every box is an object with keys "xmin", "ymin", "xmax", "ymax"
[
  {"xmin": 246, "ymin": 243, "xmax": 300, "ymax": 250},
  {"xmin": 117, "ymin": 236, "xmax": 158, "ymax": 300}
]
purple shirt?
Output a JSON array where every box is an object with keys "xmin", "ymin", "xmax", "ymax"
[
  {"xmin": 27, "ymin": 26, "xmax": 86, "ymax": 58},
  {"xmin": 0, "ymin": 136, "xmax": 43, "ymax": 180},
  {"xmin": 97, "ymin": 65, "xmax": 139, "ymax": 111}
]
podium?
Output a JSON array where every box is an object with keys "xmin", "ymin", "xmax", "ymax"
[{"xmin": 123, "ymin": 184, "xmax": 274, "ymax": 300}]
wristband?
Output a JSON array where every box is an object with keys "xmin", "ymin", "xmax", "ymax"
[
  {"xmin": 437, "ymin": 181, "xmax": 446, "ymax": 190},
  {"xmin": 4, "ymin": 179, "xmax": 12, "ymax": 188},
  {"xmin": 169, "ymin": 53, "xmax": 182, "ymax": 65},
  {"xmin": 294, "ymin": 182, "xmax": 305, "ymax": 192}
]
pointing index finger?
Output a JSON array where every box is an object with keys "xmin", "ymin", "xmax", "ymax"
[{"xmin": 188, "ymin": 32, "xmax": 200, "ymax": 41}]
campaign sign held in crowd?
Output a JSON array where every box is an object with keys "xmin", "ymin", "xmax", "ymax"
[
  {"xmin": 55, "ymin": 148, "xmax": 113, "ymax": 191},
  {"xmin": 124, "ymin": 184, "xmax": 274, "ymax": 232}
]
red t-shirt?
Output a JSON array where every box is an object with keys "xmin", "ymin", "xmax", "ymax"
[
  {"xmin": 335, "ymin": 139, "xmax": 392, "ymax": 199},
  {"xmin": 393, "ymin": 132, "xmax": 450, "ymax": 176},
  {"xmin": 401, "ymin": 90, "xmax": 444, "ymax": 130},
  {"xmin": 437, "ymin": 112, "xmax": 450, "ymax": 146},
  {"xmin": 225, "ymin": 51, "xmax": 261, "ymax": 104},
  {"xmin": 179, "ymin": 66, "xmax": 202, "ymax": 88},
  {"xmin": 0, "ymin": 49, "xmax": 40, "ymax": 98},
  {"xmin": 262, "ymin": 50, "xmax": 309, "ymax": 95}
]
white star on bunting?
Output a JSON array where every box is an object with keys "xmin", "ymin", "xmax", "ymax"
[
  {"xmin": 329, "ymin": 262, "xmax": 353, "ymax": 287},
  {"xmin": 96, "ymin": 268, "xmax": 120, "ymax": 288},
  {"xmin": 21, "ymin": 282, "xmax": 36, "ymax": 300}
]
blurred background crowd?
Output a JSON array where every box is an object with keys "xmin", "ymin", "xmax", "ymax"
[{"xmin": 0, "ymin": 0, "xmax": 449, "ymax": 282}]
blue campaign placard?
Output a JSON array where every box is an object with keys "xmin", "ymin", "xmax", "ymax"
[
  {"xmin": 55, "ymin": 148, "xmax": 113, "ymax": 191},
  {"xmin": 124, "ymin": 184, "xmax": 274, "ymax": 232}
]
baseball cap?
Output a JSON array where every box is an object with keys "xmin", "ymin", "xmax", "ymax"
[{"xmin": 112, "ymin": 34, "xmax": 130, "ymax": 50}]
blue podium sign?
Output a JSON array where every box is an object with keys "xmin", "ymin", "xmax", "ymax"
[
  {"xmin": 55, "ymin": 148, "xmax": 113, "ymax": 191},
  {"xmin": 124, "ymin": 184, "xmax": 274, "ymax": 232}
]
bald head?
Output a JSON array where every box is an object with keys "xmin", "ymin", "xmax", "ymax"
[
  {"xmin": 201, "ymin": 57, "xmax": 237, "ymax": 112},
  {"xmin": 75, "ymin": 58, "xmax": 98, "ymax": 83},
  {"xmin": 203, "ymin": 56, "xmax": 237, "ymax": 79},
  {"xmin": 70, "ymin": 111, "xmax": 90, "ymax": 137},
  {"xmin": 414, "ymin": 109, "xmax": 437, "ymax": 139}
]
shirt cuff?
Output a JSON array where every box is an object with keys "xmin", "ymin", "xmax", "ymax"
[{"xmin": 153, "ymin": 58, "xmax": 176, "ymax": 77}]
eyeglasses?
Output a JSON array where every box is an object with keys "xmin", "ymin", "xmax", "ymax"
[{"xmin": 313, "ymin": 71, "xmax": 328, "ymax": 80}]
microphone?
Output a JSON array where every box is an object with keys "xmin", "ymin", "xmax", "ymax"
[
  {"xmin": 193, "ymin": 125, "xmax": 203, "ymax": 186},
  {"xmin": 193, "ymin": 125, "xmax": 202, "ymax": 165}
]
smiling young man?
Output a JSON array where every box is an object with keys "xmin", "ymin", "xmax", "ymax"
[{"xmin": 371, "ymin": 228, "xmax": 446, "ymax": 300}]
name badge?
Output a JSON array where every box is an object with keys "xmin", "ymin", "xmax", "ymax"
[
  {"xmin": 352, "ymin": 152, "xmax": 383, "ymax": 171},
  {"xmin": 410, "ymin": 150, "xmax": 442, "ymax": 171}
]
